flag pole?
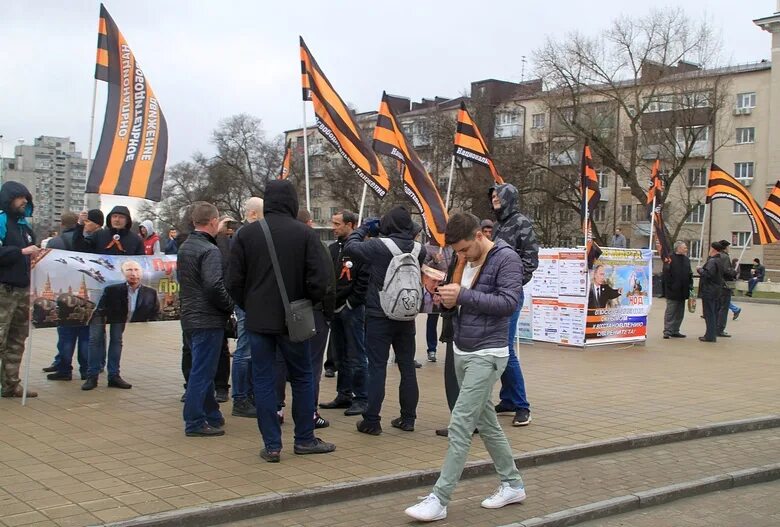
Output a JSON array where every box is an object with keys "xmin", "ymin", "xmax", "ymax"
[
  {"xmin": 648, "ymin": 195, "xmax": 656, "ymax": 253},
  {"xmin": 357, "ymin": 184, "xmax": 368, "ymax": 224},
  {"xmin": 301, "ymin": 101, "xmax": 312, "ymax": 212},
  {"xmin": 84, "ymin": 78, "xmax": 99, "ymax": 210},
  {"xmin": 697, "ymin": 202, "xmax": 708, "ymax": 261},
  {"xmin": 444, "ymin": 155, "xmax": 456, "ymax": 211},
  {"xmin": 734, "ymin": 231, "xmax": 753, "ymax": 268}
]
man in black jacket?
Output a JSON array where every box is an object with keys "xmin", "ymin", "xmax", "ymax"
[
  {"xmin": 320, "ymin": 210, "xmax": 370, "ymax": 416},
  {"xmin": 228, "ymin": 180, "xmax": 335, "ymax": 462},
  {"xmin": 344, "ymin": 206, "xmax": 425, "ymax": 436},
  {"xmin": 0, "ymin": 181, "xmax": 40, "ymax": 398},
  {"xmin": 81, "ymin": 206, "xmax": 144, "ymax": 391},
  {"xmin": 697, "ymin": 242, "xmax": 726, "ymax": 342},
  {"xmin": 715, "ymin": 240, "xmax": 738, "ymax": 338},
  {"xmin": 662, "ymin": 241, "xmax": 693, "ymax": 339},
  {"xmin": 178, "ymin": 202, "xmax": 234, "ymax": 437}
]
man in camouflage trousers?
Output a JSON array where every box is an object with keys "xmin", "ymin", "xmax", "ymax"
[{"xmin": 0, "ymin": 181, "xmax": 40, "ymax": 398}]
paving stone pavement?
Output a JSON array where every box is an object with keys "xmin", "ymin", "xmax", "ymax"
[
  {"xmin": 223, "ymin": 428, "xmax": 780, "ymax": 526},
  {"xmin": 0, "ymin": 301, "xmax": 778, "ymax": 527},
  {"xmin": 577, "ymin": 479, "xmax": 780, "ymax": 527}
]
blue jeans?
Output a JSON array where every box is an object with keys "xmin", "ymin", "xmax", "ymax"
[
  {"xmin": 55, "ymin": 325, "xmax": 90, "ymax": 376},
  {"xmin": 426, "ymin": 314, "xmax": 440, "ymax": 353},
  {"xmin": 498, "ymin": 290, "xmax": 530, "ymax": 411},
  {"xmin": 333, "ymin": 304, "xmax": 368, "ymax": 402},
  {"xmin": 729, "ymin": 302, "xmax": 740, "ymax": 314},
  {"xmin": 183, "ymin": 328, "xmax": 224, "ymax": 433},
  {"xmin": 249, "ymin": 331, "xmax": 315, "ymax": 451},
  {"xmin": 231, "ymin": 307, "xmax": 253, "ymax": 401},
  {"xmin": 87, "ymin": 318, "xmax": 125, "ymax": 378},
  {"xmin": 748, "ymin": 277, "xmax": 762, "ymax": 294}
]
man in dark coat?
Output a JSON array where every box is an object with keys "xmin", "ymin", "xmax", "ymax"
[
  {"xmin": 662, "ymin": 241, "xmax": 693, "ymax": 339},
  {"xmin": 228, "ymin": 180, "xmax": 334, "ymax": 462},
  {"xmin": 488, "ymin": 183, "xmax": 538, "ymax": 427},
  {"xmin": 715, "ymin": 240, "xmax": 738, "ymax": 338},
  {"xmin": 697, "ymin": 242, "xmax": 726, "ymax": 342}
]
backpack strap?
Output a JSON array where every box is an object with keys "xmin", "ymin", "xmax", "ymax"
[
  {"xmin": 378, "ymin": 237, "xmax": 402, "ymax": 256},
  {"xmin": 410, "ymin": 242, "xmax": 421, "ymax": 260}
]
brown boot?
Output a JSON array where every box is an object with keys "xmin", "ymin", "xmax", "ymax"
[{"xmin": 1, "ymin": 386, "xmax": 38, "ymax": 398}]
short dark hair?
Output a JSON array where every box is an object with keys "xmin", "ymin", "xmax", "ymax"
[
  {"xmin": 335, "ymin": 209, "xmax": 358, "ymax": 228},
  {"xmin": 297, "ymin": 209, "xmax": 312, "ymax": 223},
  {"xmin": 191, "ymin": 202, "xmax": 218, "ymax": 226},
  {"xmin": 60, "ymin": 211, "xmax": 78, "ymax": 229},
  {"xmin": 754, "ymin": 258, "xmax": 761, "ymax": 264},
  {"xmin": 445, "ymin": 212, "xmax": 480, "ymax": 245}
]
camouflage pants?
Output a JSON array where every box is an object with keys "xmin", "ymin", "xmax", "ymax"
[{"xmin": 0, "ymin": 286, "xmax": 30, "ymax": 395}]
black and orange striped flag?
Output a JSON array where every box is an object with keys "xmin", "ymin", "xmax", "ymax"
[
  {"xmin": 299, "ymin": 37, "xmax": 390, "ymax": 197},
  {"xmin": 763, "ymin": 180, "xmax": 780, "ymax": 226},
  {"xmin": 453, "ymin": 103, "xmax": 504, "ymax": 184},
  {"xmin": 87, "ymin": 4, "xmax": 168, "ymax": 201},
  {"xmin": 652, "ymin": 206, "xmax": 672, "ymax": 264},
  {"xmin": 279, "ymin": 140, "xmax": 292, "ymax": 180},
  {"xmin": 706, "ymin": 164, "xmax": 779, "ymax": 245},
  {"xmin": 580, "ymin": 142, "xmax": 601, "ymax": 223},
  {"xmin": 373, "ymin": 92, "xmax": 448, "ymax": 246},
  {"xmin": 646, "ymin": 159, "xmax": 662, "ymax": 205}
]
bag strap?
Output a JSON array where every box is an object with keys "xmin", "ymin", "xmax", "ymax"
[
  {"xmin": 260, "ymin": 219, "xmax": 291, "ymax": 317},
  {"xmin": 378, "ymin": 237, "xmax": 402, "ymax": 256}
]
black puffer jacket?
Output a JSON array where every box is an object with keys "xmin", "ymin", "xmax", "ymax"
[
  {"xmin": 177, "ymin": 230, "xmax": 234, "ymax": 330},
  {"xmin": 74, "ymin": 205, "xmax": 144, "ymax": 255},
  {"xmin": 228, "ymin": 180, "xmax": 329, "ymax": 334},
  {"xmin": 489, "ymin": 183, "xmax": 538, "ymax": 285},
  {"xmin": 0, "ymin": 181, "xmax": 35, "ymax": 288},
  {"xmin": 343, "ymin": 206, "xmax": 426, "ymax": 318},
  {"xmin": 662, "ymin": 253, "xmax": 693, "ymax": 301}
]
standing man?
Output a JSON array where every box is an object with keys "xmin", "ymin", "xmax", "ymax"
[
  {"xmin": 139, "ymin": 220, "xmax": 162, "ymax": 255},
  {"xmin": 179, "ymin": 202, "xmax": 234, "ymax": 437},
  {"xmin": 662, "ymin": 241, "xmax": 693, "ymax": 339},
  {"xmin": 747, "ymin": 258, "xmax": 765, "ymax": 297},
  {"xmin": 611, "ymin": 228, "xmax": 627, "ymax": 248},
  {"xmin": 0, "ymin": 181, "xmax": 40, "ymax": 398},
  {"xmin": 228, "ymin": 180, "xmax": 334, "ymax": 462},
  {"xmin": 715, "ymin": 240, "xmax": 737, "ymax": 338},
  {"xmin": 164, "ymin": 228, "xmax": 179, "ymax": 255},
  {"xmin": 79, "ymin": 206, "xmax": 144, "ymax": 391},
  {"xmin": 231, "ymin": 197, "xmax": 264, "ymax": 418},
  {"xmin": 320, "ymin": 210, "xmax": 369, "ymax": 417},
  {"xmin": 697, "ymin": 242, "xmax": 725, "ymax": 343},
  {"xmin": 405, "ymin": 213, "xmax": 526, "ymax": 522},
  {"xmin": 488, "ymin": 183, "xmax": 538, "ymax": 427},
  {"xmin": 344, "ymin": 206, "xmax": 425, "ymax": 436}
]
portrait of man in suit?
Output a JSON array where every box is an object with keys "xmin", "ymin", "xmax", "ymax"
[
  {"xmin": 588, "ymin": 264, "xmax": 622, "ymax": 310},
  {"xmin": 96, "ymin": 260, "xmax": 160, "ymax": 324}
]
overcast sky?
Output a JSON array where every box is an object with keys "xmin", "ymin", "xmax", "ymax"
[{"xmin": 0, "ymin": 1, "xmax": 775, "ymax": 212}]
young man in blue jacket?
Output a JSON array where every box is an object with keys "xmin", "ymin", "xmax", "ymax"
[{"xmin": 405, "ymin": 212, "xmax": 526, "ymax": 522}]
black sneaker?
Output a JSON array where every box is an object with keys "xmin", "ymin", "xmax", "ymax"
[
  {"xmin": 435, "ymin": 428, "xmax": 449, "ymax": 437},
  {"xmin": 314, "ymin": 413, "xmax": 330, "ymax": 429},
  {"xmin": 81, "ymin": 376, "xmax": 98, "ymax": 391},
  {"xmin": 215, "ymin": 387, "xmax": 229, "ymax": 403},
  {"xmin": 391, "ymin": 417, "xmax": 415, "ymax": 432},
  {"xmin": 512, "ymin": 409, "xmax": 531, "ymax": 427},
  {"xmin": 319, "ymin": 395, "xmax": 352, "ymax": 409},
  {"xmin": 260, "ymin": 449, "xmax": 280, "ymax": 463},
  {"xmin": 324, "ymin": 367, "xmax": 336, "ymax": 378},
  {"xmin": 180, "ymin": 392, "xmax": 186, "ymax": 402},
  {"xmin": 107, "ymin": 376, "xmax": 132, "ymax": 389},
  {"xmin": 356, "ymin": 419, "xmax": 382, "ymax": 435},
  {"xmin": 232, "ymin": 399, "xmax": 257, "ymax": 418},
  {"xmin": 47, "ymin": 372, "xmax": 72, "ymax": 381},
  {"xmin": 185, "ymin": 424, "xmax": 224, "ymax": 437},
  {"xmin": 414, "ymin": 360, "xmax": 423, "ymax": 369},
  {"xmin": 294, "ymin": 438, "xmax": 336, "ymax": 455},
  {"xmin": 42, "ymin": 365, "xmax": 58, "ymax": 373},
  {"xmin": 495, "ymin": 402, "xmax": 515, "ymax": 414},
  {"xmin": 427, "ymin": 351, "xmax": 437, "ymax": 362},
  {"xmin": 344, "ymin": 402, "xmax": 367, "ymax": 416}
]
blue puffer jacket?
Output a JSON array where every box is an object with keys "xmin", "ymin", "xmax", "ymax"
[{"xmin": 453, "ymin": 239, "xmax": 524, "ymax": 352}]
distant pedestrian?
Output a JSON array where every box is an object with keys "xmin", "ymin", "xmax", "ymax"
[
  {"xmin": 747, "ymin": 258, "xmax": 765, "ymax": 297},
  {"xmin": 611, "ymin": 228, "xmax": 627, "ymax": 248}
]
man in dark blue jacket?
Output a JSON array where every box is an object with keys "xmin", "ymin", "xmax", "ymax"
[
  {"xmin": 405, "ymin": 212, "xmax": 525, "ymax": 522},
  {"xmin": 0, "ymin": 181, "xmax": 40, "ymax": 397},
  {"xmin": 344, "ymin": 206, "xmax": 425, "ymax": 435}
]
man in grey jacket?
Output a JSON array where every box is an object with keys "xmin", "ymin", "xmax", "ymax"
[{"xmin": 405, "ymin": 213, "xmax": 526, "ymax": 522}]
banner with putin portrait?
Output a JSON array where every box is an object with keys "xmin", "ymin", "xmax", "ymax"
[
  {"xmin": 29, "ymin": 249, "xmax": 179, "ymax": 328},
  {"xmin": 585, "ymin": 248, "xmax": 653, "ymax": 345}
]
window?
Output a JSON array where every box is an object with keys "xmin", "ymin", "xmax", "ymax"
[
  {"xmin": 495, "ymin": 111, "xmax": 520, "ymax": 126},
  {"xmin": 312, "ymin": 207, "xmax": 321, "ymax": 221},
  {"xmin": 689, "ymin": 239, "xmax": 702, "ymax": 259},
  {"xmin": 597, "ymin": 170, "xmax": 609, "ymax": 189},
  {"xmin": 330, "ymin": 207, "xmax": 339, "ymax": 217},
  {"xmin": 734, "ymin": 162, "xmax": 754, "ymax": 180},
  {"xmin": 644, "ymin": 95, "xmax": 675, "ymax": 113},
  {"xmin": 494, "ymin": 111, "xmax": 522, "ymax": 138},
  {"xmin": 736, "ymin": 92, "xmax": 756, "ymax": 109},
  {"xmin": 681, "ymin": 91, "xmax": 710, "ymax": 109},
  {"xmin": 732, "ymin": 201, "xmax": 746, "ymax": 215},
  {"xmin": 620, "ymin": 205, "xmax": 632, "ymax": 222},
  {"xmin": 687, "ymin": 168, "xmax": 707, "ymax": 187},
  {"xmin": 560, "ymin": 107, "xmax": 574, "ymax": 124},
  {"xmin": 593, "ymin": 203, "xmax": 606, "ymax": 222},
  {"xmin": 621, "ymin": 177, "xmax": 631, "ymax": 189},
  {"xmin": 687, "ymin": 204, "xmax": 706, "ymax": 224},
  {"xmin": 311, "ymin": 185, "xmax": 322, "ymax": 198},
  {"xmin": 736, "ymin": 127, "xmax": 755, "ymax": 144},
  {"xmin": 636, "ymin": 204, "xmax": 647, "ymax": 221},
  {"xmin": 731, "ymin": 231, "xmax": 752, "ymax": 248},
  {"xmin": 559, "ymin": 209, "xmax": 574, "ymax": 222},
  {"xmin": 531, "ymin": 142, "xmax": 545, "ymax": 156},
  {"xmin": 531, "ymin": 113, "xmax": 546, "ymax": 129},
  {"xmin": 676, "ymin": 125, "xmax": 709, "ymax": 144}
]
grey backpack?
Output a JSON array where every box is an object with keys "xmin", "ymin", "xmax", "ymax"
[{"xmin": 378, "ymin": 238, "xmax": 422, "ymax": 320}]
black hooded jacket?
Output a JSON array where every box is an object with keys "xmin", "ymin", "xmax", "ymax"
[
  {"xmin": 0, "ymin": 181, "xmax": 36, "ymax": 288},
  {"xmin": 228, "ymin": 180, "xmax": 329, "ymax": 334},
  {"xmin": 489, "ymin": 183, "xmax": 539, "ymax": 285},
  {"xmin": 343, "ymin": 206, "xmax": 426, "ymax": 318},
  {"xmin": 74, "ymin": 205, "xmax": 144, "ymax": 255}
]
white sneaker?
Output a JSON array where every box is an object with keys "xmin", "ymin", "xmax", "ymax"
[
  {"xmin": 404, "ymin": 493, "xmax": 447, "ymax": 521},
  {"xmin": 481, "ymin": 482, "xmax": 526, "ymax": 509}
]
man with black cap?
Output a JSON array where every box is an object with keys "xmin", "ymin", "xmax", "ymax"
[
  {"xmin": 715, "ymin": 240, "xmax": 738, "ymax": 338},
  {"xmin": 0, "ymin": 181, "xmax": 40, "ymax": 397},
  {"xmin": 77, "ymin": 205, "xmax": 144, "ymax": 391},
  {"xmin": 344, "ymin": 206, "xmax": 426, "ymax": 436},
  {"xmin": 696, "ymin": 242, "xmax": 727, "ymax": 342}
]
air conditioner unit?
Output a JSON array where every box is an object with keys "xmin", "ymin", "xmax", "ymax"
[{"xmin": 733, "ymin": 107, "xmax": 752, "ymax": 116}]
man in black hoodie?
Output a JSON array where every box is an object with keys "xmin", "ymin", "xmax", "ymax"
[
  {"xmin": 80, "ymin": 206, "xmax": 144, "ymax": 391},
  {"xmin": 0, "ymin": 181, "xmax": 40, "ymax": 397},
  {"xmin": 343, "ymin": 206, "xmax": 425, "ymax": 436},
  {"xmin": 228, "ymin": 180, "xmax": 335, "ymax": 463}
]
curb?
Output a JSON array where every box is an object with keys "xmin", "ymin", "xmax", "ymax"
[
  {"xmin": 102, "ymin": 414, "xmax": 780, "ymax": 527},
  {"xmin": 501, "ymin": 462, "xmax": 780, "ymax": 527}
]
